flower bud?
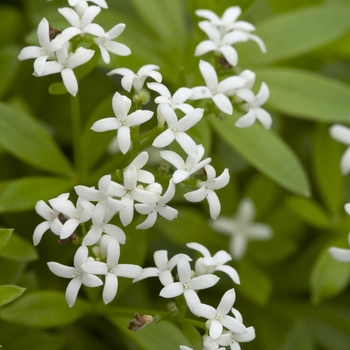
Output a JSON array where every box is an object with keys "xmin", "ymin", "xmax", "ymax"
[{"xmin": 128, "ymin": 313, "xmax": 154, "ymax": 331}]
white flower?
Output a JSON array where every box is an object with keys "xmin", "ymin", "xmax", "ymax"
[
  {"xmin": 91, "ymin": 92, "xmax": 153, "ymax": 154},
  {"xmin": 68, "ymin": 0, "xmax": 108, "ymax": 9},
  {"xmin": 217, "ymin": 308, "xmax": 256, "ymax": 349},
  {"xmin": 186, "ymin": 242, "xmax": 240, "ymax": 284},
  {"xmin": 190, "ymin": 60, "xmax": 245, "ymax": 115},
  {"xmin": 82, "ymin": 237, "xmax": 142, "ymax": 304},
  {"xmin": 159, "ymin": 256, "xmax": 219, "ymax": 313},
  {"xmin": 133, "ymin": 250, "xmax": 190, "ymax": 286},
  {"xmin": 210, "ymin": 198, "xmax": 273, "ymax": 261},
  {"xmin": 329, "ymin": 124, "xmax": 350, "ymax": 175},
  {"xmin": 36, "ymin": 45, "xmax": 95, "ymax": 96},
  {"xmin": 74, "ymin": 174, "xmax": 125, "ymax": 227},
  {"xmin": 17, "ymin": 18, "xmax": 64, "ymax": 76},
  {"xmin": 160, "ymin": 144, "xmax": 211, "ymax": 184},
  {"xmin": 49, "ymin": 196, "xmax": 94, "ymax": 240},
  {"xmin": 193, "ymin": 289, "xmax": 246, "ymax": 339},
  {"xmin": 33, "ymin": 193, "xmax": 70, "ymax": 246},
  {"xmin": 235, "ymin": 82, "xmax": 272, "ymax": 129},
  {"xmin": 47, "ymin": 245, "xmax": 103, "ymax": 307},
  {"xmin": 125, "ymin": 152, "xmax": 155, "ymax": 184},
  {"xmin": 108, "ymin": 65, "xmax": 162, "ymax": 92},
  {"xmin": 147, "ymin": 82, "xmax": 194, "ymax": 113},
  {"xmin": 94, "ymin": 23, "xmax": 131, "ymax": 64},
  {"xmin": 184, "ymin": 165, "xmax": 230, "ymax": 220},
  {"xmin": 152, "ymin": 104, "xmax": 204, "ymax": 156},
  {"xmin": 135, "ymin": 179, "xmax": 178, "ymax": 229}
]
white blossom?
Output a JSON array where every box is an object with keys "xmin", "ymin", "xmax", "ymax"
[
  {"xmin": 108, "ymin": 65, "xmax": 162, "ymax": 92},
  {"xmin": 91, "ymin": 92, "xmax": 153, "ymax": 154},
  {"xmin": 210, "ymin": 198, "xmax": 273, "ymax": 261},
  {"xmin": 235, "ymin": 82, "xmax": 272, "ymax": 129},
  {"xmin": 193, "ymin": 289, "xmax": 246, "ymax": 339},
  {"xmin": 152, "ymin": 104, "xmax": 204, "ymax": 156},
  {"xmin": 190, "ymin": 60, "xmax": 245, "ymax": 115},
  {"xmin": 329, "ymin": 124, "xmax": 350, "ymax": 175},
  {"xmin": 184, "ymin": 165, "xmax": 230, "ymax": 219},
  {"xmin": 47, "ymin": 245, "xmax": 103, "ymax": 307},
  {"xmin": 68, "ymin": 0, "xmax": 108, "ymax": 8},
  {"xmin": 187, "ymin": 242, "xmax": 240, "ymax": 284}
]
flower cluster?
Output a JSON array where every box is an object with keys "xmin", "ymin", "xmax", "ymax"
[
  {"xmin": 18, "ymin": 0, "xmax": 130, "ymax": 96},
  {"xmin": 192, "ymin": 7, "xmax": 272, "ymax": 129},
  {"xmin": 26, "ymin": 1, "xmax": 271, "ymax": 349}
]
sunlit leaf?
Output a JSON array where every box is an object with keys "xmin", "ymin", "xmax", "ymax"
[
  {"xmin": 0, "ymin": 285, "xmax": 26, "ymax": 307},
  {"xmin": 0, "ymin": 228, "xmax": 13, "ymax": 253}
]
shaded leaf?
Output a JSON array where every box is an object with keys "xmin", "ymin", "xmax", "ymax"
[
  {"xmin": 0, "ymin": 228, "xmax": 13, "ymax": 253},
  {"xmin": 0, "ymin": 45, "xmax": 21, "ymax": 98},
  {"xmin": 0, "ymin": 233, "xmax": 38, "ymax": 262}
]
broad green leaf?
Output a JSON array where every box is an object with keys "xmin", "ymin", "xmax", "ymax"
[
  {"xmin": 252, "ymin": 67, "xmax": 350, "ymax": 122},
  {"xmin": 280, "ymin": 320, "xmax": 315, "ymax": 350},
  {"xmin": 0, "ymin": 285, "xmax": 26, "ymax": 307},
  {"xmin": 180, "ymin": 323, "xmax": 202, "ymax": 350},
  {"xmin": 0, "ymin": 228, "xmax": 13, "ymax": 253},
  {"xmin": 236, "ymin": 260, "xmax": 272, "ymax": 305},
  {"xmin": 0, "ymin": 103, "xmax": 73, "ymax": 176},
  {"xmin": 0, "ymin": 46, "xmax": 21, "ymax": 98},
  {"xmin": 310, "ymin": 239, "xmax": 350, "ymax": 304},
  {"xmin": 211, "ymin": 115, "xmax": 310, "ymax": 196},
  {"xmin": 239, "ymin": 4, "xmax": 350, "ymax": 64},
  {"xmin": 0, "ymin": 291, "xmax": 90, "ymax": 328},
  {"xmin": 286, "ymin": 196, "xmax": 332, "ymax": 228},
  {"xmin": 109, "ymin": 317, "xmax": 192, "ymax": 350},
  {"xmin": 267, "ymin": 0, "xmax": 323, "ymax": 13},
  {"xmin": 0, "ymin": 177, "xmax": 73, "ymax": 213},
  {"xmin": 312, "ymin": 124, "xmax": 344, "ymax": 216},
  {"xmin": 0, "ymin": 233, "xmax": 38, "ymax": 262}
]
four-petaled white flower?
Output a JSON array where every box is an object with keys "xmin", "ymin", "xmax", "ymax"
[
  {"xmin": 94, "ymin": 23, "xmax": 131, "ymax": 64},
  {"xmin": 133, "ymin": 250, "xmax": 191, "ymax": 286},
  {"xmin": 108, "ymin": 65, "xmax": 162, "ymax": 92},
  {"xmin": 193, "ymin": 289, "xmax": 247, "ymax": 339},
  {"xmin": 187, "ymin": 242, "xmax": 240, "ymax": 284},
  {"xmin": 69, "ymin": 0, "xmax": 108, "ymax": 8},
  {"xmin": 36, "ymin": 45, "xmax": 95, "ymax": 96},
  {"xmin": 191, "ymin": 60, "xmax": 245, "ymax": 115},
  {"xmin": 159, "ymin": 256, "xmax": 220, "ymax": 313},
  {"xmin": 235, "ymin": 82, "xmax": 272, "ymax": 129},
  {"xmin": 329, "ymin": 124, "xmax": 350, "ymax": 175},
  {"xmin": 48, "ymin": 245, "xmax": 103, "ymax": 307},
  {"xmin": 184, "ymin": 165, "xmax": 230, "ymax": 220},
  {"xmin": 152, "ymin": 104, "xmax": 204, "ymax": 156},
  {"xmin": 210, "ymin": 198, "xmax": 273, "ymax": 261},
  {"xmin": 91, "ymin": 92, "xmax": 153, "ymax": 154}
]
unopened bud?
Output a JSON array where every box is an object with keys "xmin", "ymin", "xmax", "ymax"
[
  {"xmin": 128, "ymin": 313, "xmax": 154, "ymax": 331},
  {"xmin": 133, "ymin": 89, "xmax": 151, "ymax": 105}
]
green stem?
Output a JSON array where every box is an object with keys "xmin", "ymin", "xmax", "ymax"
[{"xmin": 70, "ymin": 94, "xmax": 84, "ymax": 180}]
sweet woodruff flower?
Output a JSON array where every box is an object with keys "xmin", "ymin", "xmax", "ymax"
[
  {"xmin": 235, "ymin": 82, "xmax": 272, "ymax": 129},
  {"xmin": 210, "ymin": 198, "xmax": 273, "ymax": 261},
  {"xmin": 184, "ymin": 165, "xmax": 230, "ymax": 220},
  {"xmin": 186, "ymin": 242, "xmax": 240, "ymax": 284},
  {"xmin": 133, "ymin": 250, "xmax": 191, "ymax": 286},
  {"xmin": 68, "ymin": 0, "xmax": 108, "ymax": 8},
  {"xmin": 159, "ymin": 256, "xmax": 220, "ymax": 314},
  {"xmin": 193, "ymin": 289, "xmax": 246, "ymax": 339},
  {"xmin": 91, "ymin": 92, "xmax": 153, "ymax": 154},
  {"xmin": 48, "ymin": 245, "xmax": 103, "ymax": 307},
  {"xmin": 152, "ymin": 104, "xmax": 204, "ymax": 156},
  {"xmin": 160, "ymin": 144, "xmax": 211, "ymax": 184},
  {"xmin": 329, "ymin": 124, "xmax": 350, "ymax": 175},
  {"xmin": 94, "ymin": 23, "xmax": 131, "ymax": 64},
  {"xmin": 190, "ymin": 60, "xmax": 245, "ymax": 115},
  {"xmin": 108, "ymin": 65, "xmax": 162, "ymax": 92}
]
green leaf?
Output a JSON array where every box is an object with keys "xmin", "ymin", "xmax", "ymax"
[
  {"xmin": 211, "ymin": 115, "xmax": 310, "ymax": 196},
  {"xmin": 0, "ymin": 233, "xmax": 38, "ymax": 262},
  {"xmin": 0, "ymin": 177, "xmax": 74, "ymax": 213},
  {"xmin": 180, "ymin": 323, "xmax": 202, "ymax": 350},
  {"xmin": 0, "ymin": 6, "xmax": 23, "ymax": 46},
  {"xmin": 0, "ymin": 102, "xmax": 73, "ymax": 176},
  {"xmin": 0, "ymin": 291, "xmax": 90, "ymax": 328},
  {"xmin": 280, "ymin": 320, "xmax": 315, "ymax": 350},
  {"xmin": 236, "ymin": 260, "xmax": 272, "ymax": 305},
  {"xmin": 0, "ymin": 46, "xmax": 21, "ymax": 98},
  {"xmin": 310, "ymin": 240, "xmax": 350, "ymax": 304},
  {"xmin": 286, "ymin": 196, "xmax": 332, "ymax": 228},
  {"xmin": 109, "ymin": 317, "xmax": 192, "ymax": 350},
  {"xmin": 239, "ymin": 4, "xmax": 350, "ymax": 64},
  {"xmin": 312, "ymin": 124, "xmax": 344, "ymax": 216},
  {"xmin": 0, "ymin": 285, "xmax": 26, "ymax": 307},
  {"xmin": 0, "ymin": 228, "xmax": 13, "ymax": 253},
  {"xmin": 252, "ymin": 67, "xmax": 350, "ymax": 122},
  {"xmin": 267, "ymin": 0, "xmax": 323, "ymax": 13}
]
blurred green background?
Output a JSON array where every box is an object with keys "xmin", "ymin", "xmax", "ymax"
[{"xmin": 0, "ymin": 0, "xmax": 350, "ymax": 349}]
